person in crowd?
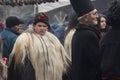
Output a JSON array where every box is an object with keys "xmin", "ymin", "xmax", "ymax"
[
  {"xmin": 0, "ymin": 56, "xmax": 7, "ymax": 80},
  {"xmin": 64, "ymin": 9, "xmax": 78, "ymax": 59},
  {"xmin": 0, "ymin": 38, "xmax": 7, "ymax": 80},
  {"xmin": 100, "ymin": 0, "xmax": 120, "ymax": 80},
  {"xmin": 0, "ymin": 16, "xmax": 23, "ymax": 60},
  {"xmin": 51, "ymin": 22, "xmax": 60, "ymax": 32},
  {"xmin": 63, "ymin": 9, "xmax": 78, "ymax": 80},
  {"xmin": 96, "ymin": 13, "xmax": 108, "ymax": 37},
  {"xmin": 7, "ymin": 12, "xmax": 70, "ymax": 80},
  {"xmin": 0, "ymin": 21, "xmax": 5, "ymax": 33},
  {"xmin": 70, "ymin": 0, "xmax": 101, "ymax": 80},
  {"xmin": 54, "ymin": 16, "xmax": 69, "ymax": 45}
]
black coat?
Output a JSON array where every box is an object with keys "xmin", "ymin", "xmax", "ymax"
[
  {"xmin": 7, "ymin": 55, "xmax": 35, "ymax": 80},
  {"xmin": 101, "ymin": 28, "xmax": 120, "ymax": 77},
  {"xmin": 71, "ymin": 24, "xmax": 101, "ymax": 80}
]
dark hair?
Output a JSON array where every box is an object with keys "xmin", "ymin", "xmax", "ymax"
[
  {"xmin": 6, "ymin": 16, "xmax": 23, "ymax": 28},
  {"xmin": 96, "ymin": 14, "xmax": 106, "ymax": 27},
  {"xmin": 96, "ymin": 13, "xmax": 109, "ymax": 32}
]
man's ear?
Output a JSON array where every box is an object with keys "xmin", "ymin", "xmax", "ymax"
[
  {"xmin": 84, "ymin": 14, "xmax": 89, "ymax": 21},
  {"xmin": 11, "ymin": 25, "xmax": 16, "ymax": 29}
]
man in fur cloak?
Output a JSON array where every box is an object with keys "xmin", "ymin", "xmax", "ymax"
[
  {"xmin": 7, "ymin": 12, "xmax": 70, "ymax": 80},
  {"xmin": 64, "ymin": 10, "xmax": 78, "ymax": 60}
]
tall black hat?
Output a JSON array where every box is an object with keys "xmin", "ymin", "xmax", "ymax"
[{"xmin": 70, "ymin": 0, "xmax": 95, "ymax": 18}]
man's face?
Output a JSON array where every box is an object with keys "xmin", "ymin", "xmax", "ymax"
[
  {"xmin": 12, "ymin": 24, "xmax": 22, "ymax": 32},
  {"xmin": 87, "ymin": 9, "xmax": 99, "ymax": 26}
]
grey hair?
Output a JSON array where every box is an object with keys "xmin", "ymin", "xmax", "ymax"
[{"xmin": 77, "ymin": 9, "xmax": 96, "ymax": 20}]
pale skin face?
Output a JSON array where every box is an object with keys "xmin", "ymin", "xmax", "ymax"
[
  {"xmin": 100, "ymin": 17, "xmax": 106, "ymax": 29},
  {"xmin": 12, "ymin": 24, "xmax": 22, "ymax": 32},
  {"xmin": 33, "ymin": 22, "xmax": 48, "ymax": 36},
  {"xmin": 85, "ymin": 9, "xmax": 99, "ymax": 26}
]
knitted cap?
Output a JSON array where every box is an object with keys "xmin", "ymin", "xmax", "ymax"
[{"xmin": 6, "ymin": 16, "xmax": 23, "ymax": 28}]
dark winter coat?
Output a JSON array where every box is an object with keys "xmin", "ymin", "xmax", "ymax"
[
  {"xmin": 101, "ymin": 28, "xmax": 120, "ymax": 77},
  {"xmin": 71, "ymin": 24, "xmax": 101, "ymax": 80},
  {"xmin": 0, "ymin": 28, "xmax": 20, "ymax": 58},
  {"xmin": 7, "ymin": 55, "xmax": 35, "ymax": 80}
]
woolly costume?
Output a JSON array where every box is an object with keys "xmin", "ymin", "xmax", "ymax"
[
  {"xmin": 0, "ymin": 39, "xmax": 7, "ymax": 80},
  {"xmin": 64, "ymin": 29, "xmax": 76, "ymax": 60},
  {"xmin": 7, "ymin": 26, "xmax": 70, "ymax": 80},
  {"xmin": 0, "ymin": 58, "xmax": 7, "ymax": 80}
]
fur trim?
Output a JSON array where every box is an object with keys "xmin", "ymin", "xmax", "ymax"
[
  {"xmin": 64, "ymin": 29, "xmax": 76, "ymax": 60},
  {"xmin": 0, "ymin": 58, "xmax": 7, "ymax": 80}
]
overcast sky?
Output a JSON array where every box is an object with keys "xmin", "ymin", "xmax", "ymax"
[{"xmin": 38, "ymin": 0, "xmax": 70, "ymax": 12}]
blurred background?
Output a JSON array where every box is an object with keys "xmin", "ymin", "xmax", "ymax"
[{"xmin": 0, "ymin": 0, "xmax": 112, "ymax": 30}]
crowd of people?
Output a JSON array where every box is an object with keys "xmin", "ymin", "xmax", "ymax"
[{"xmin": 0, "ymin": 0, "xmax": 120, "ymax": 80}]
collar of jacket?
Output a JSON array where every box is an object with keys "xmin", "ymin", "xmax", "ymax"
[
  {"xmin": 75, "ymin": 23, "xmax": 101, "ymax": 39},
  {"xmin": 5, "ymin": 28, "xmax": 20, "ymax": 35}
]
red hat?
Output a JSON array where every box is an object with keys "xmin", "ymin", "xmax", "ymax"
[
  {"xmin": 33, "ymin": 12, "xmax": 50, "ymax": 27},
  {"xmin": 0, "ymin": 21, "xmax": 5, "ymax": 30}
]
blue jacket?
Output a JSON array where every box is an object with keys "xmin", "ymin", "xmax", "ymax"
[
  {"xmin": 0, "ymin": 28, "xmax": 19, "ymax": 58},
  {"xmin": 54, "ymin": 22, "xmax": 68, "ymax": 45}
]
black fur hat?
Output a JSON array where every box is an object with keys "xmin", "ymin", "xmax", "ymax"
[
  {"xmin": 70, "ymin": 0, "xmax": 95, "ymax": 18},
  {"xmin": 6, "ymin": 16, "xmax": 23, "ymax": 28}
]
